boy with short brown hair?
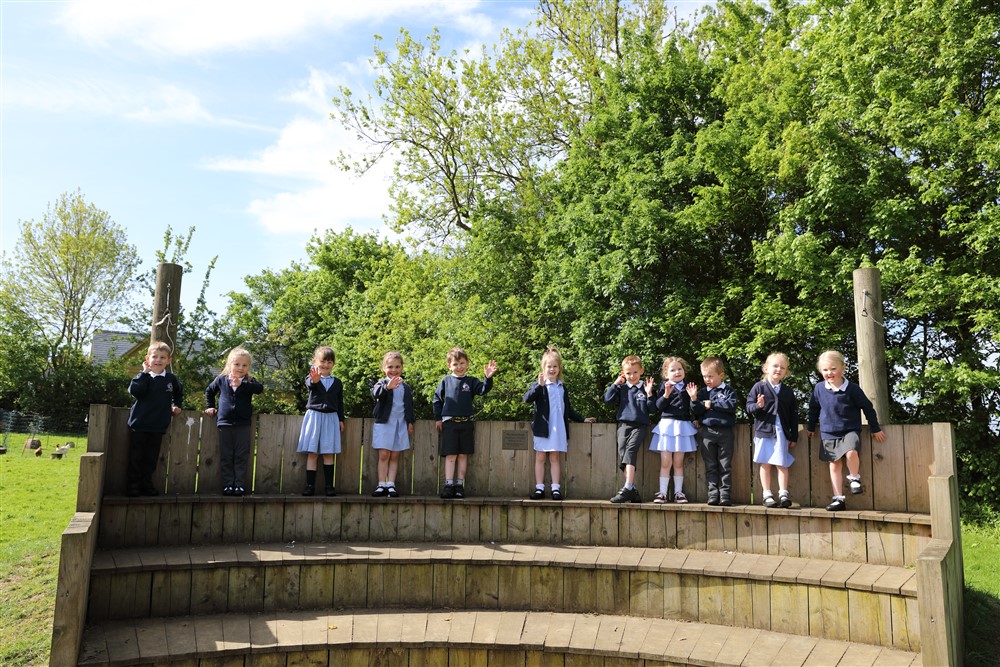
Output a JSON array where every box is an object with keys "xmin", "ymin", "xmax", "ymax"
[
  {"xmin": 604, "ymin": 355, "xmax": 654, "ymax": 503},
  {"xmin": 126, "ymin": 341, "xmax": 183, "ymax": 496}
]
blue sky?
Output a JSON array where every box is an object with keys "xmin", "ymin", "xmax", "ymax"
[
  {"xmin": 0, "ymin": 0, "xmax": 541, "ymax": 317},
  {"xmin": 0, "ymin": 0, "xmax": 706, "ymax": 321}
]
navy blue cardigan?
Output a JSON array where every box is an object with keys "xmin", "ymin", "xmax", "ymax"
[
  {"xmin": 523, "ymin": 381, "xmax": 586, "ymax": 438},
  {"xmin": 653, "ymin": 382, "xmax": 693, "ymax": 421},
  {"xmin": 205, "ymin": 375, "xmax": 263, "ymax": 427},
  {"xmin": 305, "ymin": 375, "xmax": 344, "ymax": 415},
  {"xmin": 745, "ymin": 380, "xmax": 799, "ymax": 443},
  {"xmin": 371, "ymin": 378, "xmax": 415, "ymax": 424}
]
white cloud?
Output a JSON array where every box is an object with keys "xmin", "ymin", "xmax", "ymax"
[
  {"xmin": 58, "ymin": 0, "xmax": 493, "ymax": 57},
  {"xmin": 205, "ymin": 69, "xmax": 394, "ymax": 235}
]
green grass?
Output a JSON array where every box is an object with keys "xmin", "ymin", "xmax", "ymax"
[
  {"xmin": 0, "ymin": 430, "xmax": 998, "ymax": 666},
  {"xmin": 0, "ymin": 432, "xmax": 86, "ymax": 667},
  {"xmin": 961, "ymin": 505, "xmax": 1000, "ymax": 666}
]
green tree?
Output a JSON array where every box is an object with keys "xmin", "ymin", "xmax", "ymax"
[
  {"xmin": 0, "ymin": 294, "xmax": 47, "ymax": 410},
  {"xmin": 1, "ymin": 190, "xmax": 141, "ymax": 368}
]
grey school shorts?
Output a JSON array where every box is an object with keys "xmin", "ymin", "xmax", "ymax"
[{"xmin": 616, "ymin": 422, "xmax": 647, "ymax": 470}]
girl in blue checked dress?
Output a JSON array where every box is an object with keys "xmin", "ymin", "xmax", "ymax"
[
  {"xmin": 297, "ymin": 346, "xmax": 344, "ymax": 497},
  {"xmin": 370, "ymin": 351, "xmax": 415, "ymax": 498}
]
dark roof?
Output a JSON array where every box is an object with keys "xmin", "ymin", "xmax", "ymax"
[{"xmin": 89, "ymin": 330, "xmax": 145, "ymax": 363}]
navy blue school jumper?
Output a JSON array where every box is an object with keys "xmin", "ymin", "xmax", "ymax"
[
  {"xmin": 603, "ymin": 383, "xmax": 651, "ymax": 470},
  {"xmin": 433, "ymin": 374, "xmax": 493, "ymax": 456},
  {"xmin": 692, "ymin": 383, "xmax": 739, "ymax": 501},
  {"xmin": 127, "ymin": 371, "xmax": 183, "ymax": 494}
]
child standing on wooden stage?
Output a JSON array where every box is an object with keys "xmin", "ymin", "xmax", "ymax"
[
  {"xmin": 370, "ymin": 351, "xmax": 415, "ymax": 498},
  {"xmin": 433, "ymin": 347, "xmax": 498, "ymax": 499},
  {"xmin": 523, "ymin": 347, "xmax": 596, "ymax": 500},
  {"xmin": 746, "ymin": 352, "xmax": 799, "ymax": 508},
  {"xmin": 649, "ymin": 356, "xmax": 699, "ymax": 504},
  {"xmin": 204, "ymin": 346, "xmax": 263, "ymax": 496},
  {"xmin": 297, "ymin": 345, "xmax": 344, "ymax": 497},
  {"xmin": 605, "ymin": 355, "xmax": 655, "ymax": 503},
  {"xmin": 806, "ymin": 350, "xmax": 886, "ymax": 511},
  {"xmin": 126, "ymin": 341, "xmax": 183, "ymax": 496},
  {"xmin": 691, "ymin": 357, "xmax": 740, "ymax": 506}
]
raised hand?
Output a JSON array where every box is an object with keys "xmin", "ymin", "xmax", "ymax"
[
  {"xmin": 484, "ymin": 360, "xmax": 498, "ymax": 378},
  {"xmin": 686, "ymin": 383, "xmax": 699, "ymax": 400}
]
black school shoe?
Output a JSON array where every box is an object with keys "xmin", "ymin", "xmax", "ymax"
[
  {"xmin": 610, "ymin": 486, "xmax": 641, "ymax": 503},
  {"xmin": 324, "ymin": 485, "xmax": 337, "ymax": 497},
  {"xmin": 440, "ymin": 484, "xmax": 456, "ymax": 499},
  {"xmin": 453, "ymin": 484, "xmax": 466, "ymax": 499},
  {"xmin": 551, "ymin": 489, "xmax": 563, "ymax": 501},
  {"xmin": 387, "ymin": 486, "xmax": 399, "ymax": 498},
  {"xmin": 826, "ymin": 498, "xmax": 846, "ymax": 511},
  {"xmin": 372, "ymin": 486, "xmax": 389, "ymax": 497},
  {"xmin": 530, "ymin": 488, "xmax": 545, "ymax": 500},
  {"xmin": 302, "ymin": 483, "xmax": 315, "ymax": 497}
]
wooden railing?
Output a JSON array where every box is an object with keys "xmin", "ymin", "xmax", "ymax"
[{"xmin": 89, "ymin": 407, "xmax": 935, "ymax": 511}]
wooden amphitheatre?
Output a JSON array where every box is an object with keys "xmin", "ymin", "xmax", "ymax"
[{"xmin": 50, "ymin": 405, "xmax": 964, "ymax": 666}]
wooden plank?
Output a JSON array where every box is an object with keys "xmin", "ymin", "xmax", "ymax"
[
  {"xmin": 411, "ymin": 420, "xmax": 439, "ymax": 496},
  {"xmin": 767, "ymin": 514, "xmax": 801, "ymax": 556},
  {"xmin": 798, "ymin": 515, "xmax": 834, "ymax": 560},
  {"xmin": 277, "ymin": 413, "xmax": 306, "ymax": 495},
  {"xmin": 590, "ymin": 422, "xmax": 619, "ymax": 500},
  {"xmin": 488, "ymin": 420, "xmax": 516, "ymax": 497},
  {"xmin": 338, "ymin": 416, "xmax": 364, "ymax": 495},
  {"xmin": 872, "ymin": 424, "xmax": 907, "ymax": 512},
  {"xmin": 255, "ymin": 413, "xmax": 288, "ymax": 494},
  {"xmin": 163, "ymin": 409, "xmax": 201, "ymax": 494},
  {"xmin": 769, "ymin": 581, "xmax": 809, "ymax": 636},
  {"xmin": 564, "ymin": 422, "xmax": 593, "ymax": 499},
  {"xmin": 902, "ymin": 424, "xmax": 933, "ymax": 513},
  {"xmin": 103, "ymin": 407, "xmax": 131, "ymax": 496},
  {"xmin": 198, "ymin": 416, "xmax": 223, "ymax": 495},
  {"xmin": 832, "ymin": 516, "xmax": 869, "ymax": 563},
  {"xmin": 464, "ymin": 420, "xmax": 492, "ymax": 497},
  {"xmin": 730, "ymin": 424, "xmax": 753, "ymax": 505},
  {"xmin": 698, "ymin": 574, "xmax": 733, "ymax": 626},
  {"xmin": 466, "ymin": 564, "xmax": 500, "ymax": 609},
  {"xmin": 849, "ymin": 589, "xmax": 892, "ymax": 647}
]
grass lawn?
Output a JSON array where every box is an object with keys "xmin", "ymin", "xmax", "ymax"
[
  {"xmin": 0, "ymin": 432, "xmax": 87, "ymax": 667},
  {"xmin": 1, "ymin": 430, "xmax": 998, "ymax": 666}
]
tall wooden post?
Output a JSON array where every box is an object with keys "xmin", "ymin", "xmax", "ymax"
[
  {"xmin": 853, "ymin": 267, "xmax": 891, "ymax": 424},
  {"xmin": 152, "ymin": 263, "xmax": 183, "ymax": 351}
]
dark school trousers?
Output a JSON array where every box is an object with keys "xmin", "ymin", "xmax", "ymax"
[{"xmin": 699, "ymin": 425, "xmax": 734, "ymax": 500}]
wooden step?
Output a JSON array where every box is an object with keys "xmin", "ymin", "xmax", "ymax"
[
  {"xmin": 77, "ymin": 609, "xmax": 922, "ymax": 667},
  {"xmin": 87, "ymin": 542, "xmax": 920, "ymax": 652},
  {"xmin": 97, "ymin": 495, "xmax": 932, "ymax": 569}
]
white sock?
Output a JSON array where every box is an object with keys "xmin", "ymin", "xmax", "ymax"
[
  {"xmin": 659, "ymin": 477, "xmax": 669, "ymax": 496},
  {"xmin": 625, "ymin": 482, "xmax": 635, "ymax": 490},
  {"xmin": 673, "ymin": 475, "xmax": 684, "ymax": 495},
  {"xmin": 536, "ymin": 483, "xmax": 545, "ymax": 491},
  {"xmin": 551, "ymin": 483, "xmax": 560, "ymax": 491}
]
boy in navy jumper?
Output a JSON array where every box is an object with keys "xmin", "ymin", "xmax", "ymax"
[
  {"xmin": 604, "ymin": 355, "xmax": 654, "ymax": 503},
  {"xmin": 126, "ymin": 341, "xmax": 183, "ymax": 496},
  {"xmin": 806, "ymin": 350, "xmax": 886, "ymax": 511},
  {"xmin": 691, "ymin": 357, "xmax": 740, "ymax": 506},
  {"xmin": 433, "ymin": 347, "xmax": 498, "ymax": 499}
]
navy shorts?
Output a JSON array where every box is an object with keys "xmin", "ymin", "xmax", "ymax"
[{"xmin": 440, "ymin": 419, "xmax": 476, "ymax": 456}]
